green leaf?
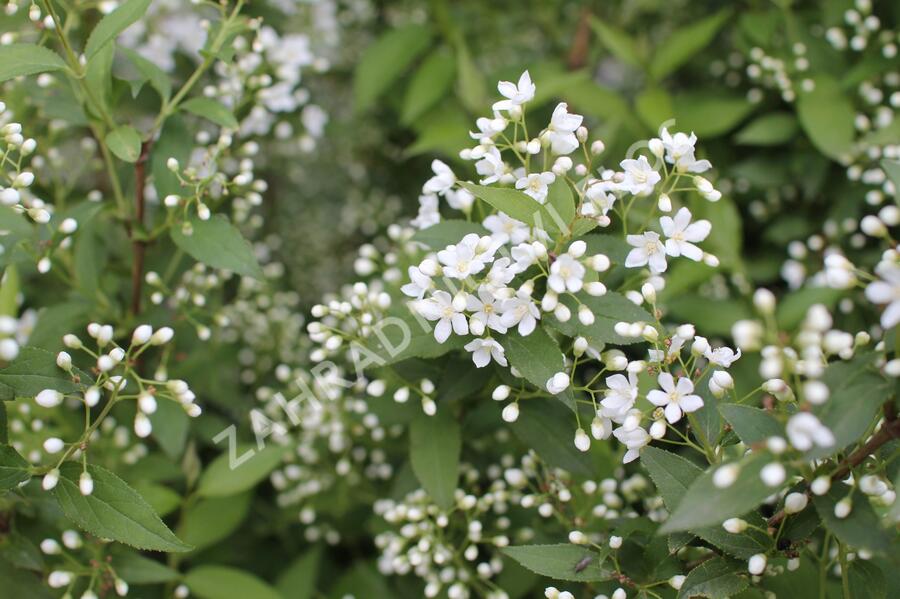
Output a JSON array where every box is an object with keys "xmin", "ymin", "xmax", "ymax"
[
  {"xmin": 197, "ymin": 444, "xmax": 282, "ymax": 498},
  {"xmin": 53, "ymin": 463, "xmax": 191, "ymax": 552},
  {"xmin": 0, "ymin": 44, "xmax": 68, "ymax": 82},
  {"xmin": 179, "ymin": 492, "xmax": 252, "ymax": 551},
  {"xmin": 847, "ymin": 560, "xmax": 886, "ymax": 599},
  {"xmin": 0, "ymin": 266, "xmax": 19, "ymax": 317},
  {"xmin": 882, "ymin": 159, "xmax": 900, "ymax": 202},
  {"xmin": 501, "ymin": 544, "xmax": 612, "ymax": 582},
  {"xmin": 812, "ymin": 487, "xmax": 893, "ymax": 554},
  {"xmin": 359, "ymin": 301, "xmax": 467, "ymax": 366},
  {"xmin": 84, "ymin": 37, "xmax": 114, "ymax": 118},
  {"xmin": 660, "ymin": 452, "xmax": 782, "ymax": 533},
  {"xmin": 411, "ymin": 220, "xmax": 488, "ymax": 250},
  {"xmin": 85, "ymin": 0, "xmax": 151, "ymax": 60},
  {"xmin": 112, "ymin": 551, "xmax": 180, "ymax": 584},
  {"xmin": 676, "ymin": 558, "xmax": 749, "ymax": 599},
  {"xmin": 27, "ymin": 302, "xmax": 91, "ymax": 351},
  {"xmin": 0, "ymin": 347, "xmax": 91, "ymax": 400},
  {"xmin": 674, "ymin": 93, "xmax": 753, "ymax": 138},
  {"xmin": 455, "ymin": 41, "xmax": 487, "ymax": 113},
  {"xmin": 354, "ymin": 25, "xmax": 433, "ymax": 113},
  {"xmin": 510, "ymin": 401, "xmax": 593, "ymax": 477},
  {"xmin": 460, "ymin": 182, "xmax": 566, "ymax": 233},
  {"xmin": 105, "ymin": 125, "xmax": 142, "ymax": 163},
  {"xmin": 500, "ymin": 325, "xmax": 574, "ymax": 409},
  {"xmin": 718, "ymin": 404, "xmax": 782, "ymax": 445},
  {"xmin": 171, "ymin": 215, "xmax": 264, "ymax": 279},
  {"xmin": 409, "ymin": 410, "xmax": 460, "ymax": 509},
  {"xmin": 546, "ymin": 178, "xmax": 575, "ymax": 226},
  {"xmin": 796, "ymin": 76, "xmax": 856, "ymax": 161},
  {"xmin": 545, "ymin": 291, "xmax": 653, "ymax": 347},
  {"xmin": 185, "ymin": 566, "xmax": 281, "ymax": 599},
  {"xmin": 276, "ymin": 547, "xmax": 321, "ymax": 599},
  {"xmin": 0, "ymin": 444, "xmax": 30, "ymax": 491},
  {"xmin": 152, "ymin": 116, "xmax": 192, "ymax": 199},
  {"xmin": 636, "ymin": 87, "xmax": 674, "ymax": 131},
  {"xmin": 775, "ymin": 287, "xmax": 843, "ymax": 330},
  {"xmin": 735, "ymin": 113, "xmax": 798, "ymax": 146},
  {"xmin": 401, "ymin": 49, "xmax": 456, "ymax": 124},
  {"xmin": 119, "ymin": 46, "xmax": 171, "ymax": 101},
  {"xmin": 149, "ymin": 398, "xmax": 189, "ymax": 459},
  {"xmin": 650, "ymin": 10, "xmax": 732, "ymax": 80},
  {"xmin": 130, "ymin": 481, "xmax": 181, "ymax": 517},
  {"xmin": 589, "ymin": 18, "xmax": 644, "ymax": 69},
  {"xmin": 180, "ymin": 97, "xmax": 239, "ymax": 129}
]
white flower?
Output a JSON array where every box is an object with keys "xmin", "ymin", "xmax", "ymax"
[
  {"xmin": 546, "ymin": 103, "xmax": 583, "ymax": 155},
  {"xmin": 546, "ymin": 371, "xmax": 570, "ymax": 394},
  {"xmin": 660, "ymin": 207, "xmax": 711, "ymax": 261},
  {"xmin": 865, "ymin": 261, "xmax": 900, "ymax": 329},
  {"xmin": 601, "ymin": 372, "xmax": 638, "ymax": 421},
  {"xmin": 411, "ymin": 194, "xmax": 440, "ymax": 229},
  {"xmin": 511, "ymin": 242, "xmax": 543, "ymax": 273},
  {"xmin": 625, "ymin": 231, "xmax": 668, "ymax": 273},
  {"xmin": 401, "ymin": 266, "xmax": 433, "ymax": 300},
  {"xmin": 516, "ymin": 171, "xmax": 555, "ymax": 204},
  {"xmin": 464, "ymin": 337, "xmax": 507, "ymax": 368},
  {"xmin": 470, "ymin": 116, "xmax": 507, "ymax": 142},
  {"xmin": 647, "ymin": 372, "xmax": 704, "ymax": 424},
  {"xmin": 493, "ymin": 70, "xmax": 536, "ymax": 112},
  {"xmin": 618, "ymin": 156, "xmax": 660, "ymax": 196},
  {"xmin": 705, "ymin": 344, "xmax": 742, "ymax": 368},
  {"xmin": 613, "ymin": 425, "xmax": 650, "ymax": 463},
  {"xmin": 483, "ymin": 211, "xmax": 529, "ymax": 245},
  {"xmin": 475, "ymin": 146, "xmax": 507, "ymax": 185},
  {"xmin": 437, "ymin": 234, "xmax": 491, "ymax": 279},
  {"xmin": 446, "ymin": 188, "xmax": 474, "ymax": 212},
  {"xmin": 467, "ymin": 286, "xmax": 508, "ymax": 335},
  {"xmin": 500, "ymin": 291, "xmax": 541, "ymax": 335},
  {"xmin": 786, "ymin": 412, "xmax": 835, "ymax": 451},
  {"xmin": 660, "ymin": 128, "xmax": 711, "ymax": 173},
  {"xmin": 548, "ymin": 254, "xmax": 585, "ymax": 293},
  {"xmin": 484, "ymin": 257, "xmax": 517, "ymax": 292},
  {"xmin": 423, "ymin": 159, "xmax": 456, "ymax": 196},
  {"xmin": 414, "ymin": 291, "xmax": 469, "ymax": 343},
  {"xmin": 582, "ymin": 181, "xmax": 617, "ymax": 217}
]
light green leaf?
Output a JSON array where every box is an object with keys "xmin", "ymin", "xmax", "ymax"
[
  {"xmin": 27, "ymin": 302, "xmax": 91, "ymax": 351},
  {"xmin": 510, "ymin": 401, "xmax": 593, "ymax": 477},
  {"xmin": 589, "ymin": 18, "xmax": 644, "ymax": 69},
  {"xmin": 112, "ymin": 551, "xmax": 180, "ymax": 584},
  {"xmin": 674, "ymin": 93, "xmax": 753, "ymax": 137},
  {"xmin": 735, "ymin": 113, "xmax": 798, "ymax": 146},
  {"xmin": 636, "ymin": 87, "xmax": 674, "ymax": 131},
  {"xmin": 185, "ymin": 566, "xmax": 281, "ymax": 599},
  {"xmin": 180, "ymin": 97, "xmax": 239, "ymax": 130},
  {"xmin": 0, "ymin": 347, "xmax": 91, "ymax": 400},
  {"xmin": 812, "ymin": 487, "xmax": 893, "ymax": 554},
  {"xmin": 401, "ymin": 49, "xmax": 456, "ymax": 124},
  {"xmin": 197, "ymin": 444, "xmax": 282, "ymax": 497},
  {"xmin": 0, "ymin": 445, "xmax": 30, "ymax": 491},
  {"xmin": 460, "ymin": 182, "xmax": 566, "ymax": 233},
  {"xmin": 501, "ymin": 544, "xmax": 612, "ymax": 582},
  {"xmin": 796, "ymin": 76, "xmax": 856, "ymax": 161},
  {"xmin": 119, "ymin": 47, "xmax": 171, "ymax": 101},
  {"xmin": 85, "ymin": 0, "xmax": 151, "ymax": 59},
  {"xmin": 0, "ymin": 266, "xmax": 19, "ymax": 317},
  {"xmin": 171, "ymin": 215, "xmax": 264, "ymax": 279},
  {"xmin": 276, "ymin": 547, "xmax": 321, "ymax": 599},
  {"xmin": 354, "ymin": 25, "xmax": 433, "ymax": 113},
  {"xmin": 179, "ymin": 492, "xmax": 252, "ymax": 551},
  {"xmin": 650, "ymin": 10, "xmax": 732, "ymax": 80},
  {"xmin": 411, "ymin": 220, "xmax": 488, "ymax": 250},
  {"xmin": 544, "ymin": 291, "xmax": 653, "ymax": 347},
  {"xmin": 105, "ymin": 125, "xmax": 142, "ymax": 163},
  {"xmin": 718, "ymin": 404, "xmax": 782, "ymax": 445},
  {"xmin": 53, "ymin": 463, "xmax": 191, "ymax": 552},
  {"xmin": 500, "ymin": 325, "xmax": 574, "ymax": 409},
  {"xmin": 130, "ymin": 481, "xmax": 181, "ymax": 517},
  {"xmin": 409, "ymin": 410, "xmax": 460, "ymax": 510},
  {"xmin": 882, "ymin": 159, "xmax": 900, "ymax": 202},
  {"xmin": 0, "ymin": 44, "xmax": 67, "ymax": 82},
  {"xmin": 455, "ymin": 41, "xmax": 486, "ymax": 113},
  {"xmin": 775, "ymin": 287, "xmax": 843, "ymax": 330},
  {"xmin": 676, "ymin": 557, "xmax": 749, "ymax": 599},
  {"xmin": 546, "ymin": 178, "xmax": 575, "ymax": 226}
]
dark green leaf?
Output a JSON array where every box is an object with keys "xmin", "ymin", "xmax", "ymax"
[
  {"xmin": 545, "ymin": 291, "xmax": 653, "ymax": 347},
  {"xmin": 460, "ymin": 182, "xmax": 566, "ymax": 233},
  {"xmin": 718, "ymin": 404, "xmax": 782, "ymax": 445},
  {"xmin": 171, "ymin": 215, "xmax": 264, "ymax": 279},
  {"xmin": 84, "ymin": 0, "xmax": 151, "ymax": 59},
  {"xmin": 676, "ymin": 558, "xmax": 748, "ymax": 599},
  {"xmin": 589, "ymin": 18, "xmax": 644, "ymax": 69},
  {"xmin": 197, "ymin": 444, "xmax": 282, "ymax": 497},
  {"xmin": 510, "ymin": 401, "xmax": 592, "ymax": 477},
  {"xmin": 276, "ymin": 547, "xmax": 321, "ymax": 599},
  {"xmin": 0, "ymin": 444, "xmax": 30, "ymax": 491},
  {"xmin": 179, "ymin": 492, "xmax": 252, "ymax": 551},
  {"xmin": 796, "ymin": 76, "xmax": 856, "ymax": 161},
  {"xmin": 112, "ymin": 551, "xmax": 180, "ymax": 584},
  {"xmin": 0, "ymin": 347, "xmax": 91, "ymax": 399},
  {"xmin": 848, "ymin": 560, "xmax": 886, "ymax": 599},
  {"xmin": 409, "ymin": 410, "xmax": 460, "ymax": 509},
  {"xmin": 813, "ymin": 487, "xmax": 893, "ymax": 554},
  {"xmin": 119, "ymin": 46, "xmax": 171, "ymax": 101},
  {"xmin": 674, "ymin": 93, "xmax": 753, "ymax": 138},
  {"xmin": 546, "ymin": 178, "xmax": 575, "ymax": 226},
  {"xmin": 735, "ymin": 113, "xmax": 798, "ymax": 146},
  {"xmin": 0, "ymin": 44, "xmax": 67, "ymax": 82},
  {"xmin": 500, "ymin": 325, "xmax": 574, "ymax": 409},
  {"xmin": 184, "ymin": 566, "xmax": 281, "ymax": 599},
  {"xmin": 501, "ymin": 544, "xmax": 612, "ymax": 582}
]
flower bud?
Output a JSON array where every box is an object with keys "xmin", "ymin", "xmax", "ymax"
[
  {"xmin": 492, "ymin": 385, "xmax": 510, "ymax": 401},
  {"xmin": 753, "ymin": 288, "xmax": 776, "ymax": 314},
  {"xmin": 568, "ymin": 530, "xmax": 587, "ymax": 544},
  {"xmin": 79, "ymin": 472, "xmax": 94, "ymax": 496},
  {"xmin": 760, "ymin": 462, "xmax": 786, "ymax": 487},
  {"xmin": 546, "ymin": 372, "xmax": 570, "ymax": 394},
  {"xmin": 723, "ymin": 517, "xmax": 747, "ymax": 533},
  {"xmin": 36, "ymin": 389, "xmax": 62, "ymax": 408},
  {"xmin": 132, "ymin": 324, "xmax": 153, "ymax": 345},
  {"xmin": 784, "ymin": 492, "xmax": 808, "ymax": 514},
  {"xmin": 501, "ymin": 402, "xmax": 519, "ymax": 423},
  {"xmin": 56, "ymin": 351, "xmax": 72, "ymax": 370},
  {"xmin": 574, "ymin": 428, "xmax": 590, "ymax": 452},
  {"xmin": 748, "ymin": 554, "xmax": 767, "ymax": 575},
  {"xmin": 42, "ymin": 469, "xmax": 60, "ymax": 491},
  {"xmin": 713, "ymin": 463, "xmax": 739, "ymax": 488}
]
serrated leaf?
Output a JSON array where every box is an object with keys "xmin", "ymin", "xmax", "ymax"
[
  {"xmin": 510, "ymin": 401, "xmax": 593, "ymax": 477},
  {"xmin": 544, "ymin": 291, "xmax": 653, "ymax": 346},
  {"xmin": 105, "ymin": 125, "xmax": 142, "ymax": 163},
  {"xmin": 812, "ymin": 487, "xmax": 893, "ymax": 554},
  {"xmin": 796, "ymin": 76, "xmax": 856, "ymax": 161},
  {"xmin": 53, "ymin": 463, "xmax": 191, "ymax": 552},
  {"xmin": 401, "ymin": 49, "xmax": 456, "ymax": 124},
  {"xmin": 409, "ymin": 410, "xmax": 460, "ymax": 509},
  {"xmin": 85, "ymin": 0, "xmax": 151, "ymax": 60},
  {"xmin": 718, "ymin": 404, "xmax": 782, "ymax": 445},
  {"xmin": 170, "ymin": 215, "xmax": 263, "ymax": 279},
  {"xmin": 650, "ymin": 10, "xmax": 731, "ymax": 80},
  {"xmin": 0, "ymin": 444, "xmax": 30, "ymax": 491},
  {"xmin": 0, "ymin": 44, "xmax": 68, "ymax": 82},
  {"xmin": 354, "ymin": 25, "xmax": 433, "ymax": 113},
  {"xmin": 500, "ymin": 326, "xmax": 574, "ymax": 409},
  {"xmin": 411, "ymin": 220, "xmax": 488, "ymax": 250},
  {"xmin": 848, "ymin": 560, "xmax": 886, "ymax": 599},
  {"xmin": 0, "ymin": 347, "xmax": 91, "ymax": 399},
  {"xmin": 180, "ymin": 97, "xmax": 239, "ymax": 129},
  {"xmin": 501, "ymin": 544, "xmax": 612, "ymax": 582},
  {"xmin": 197, "ymin": 444, "xmax": 282, "ymax": 497},
  {"xmin": 676, "ymin": 558, "xmax": 748, "ymax": 599},
  {"xmin": 735, "ymin": 112, "xmax": 798, "ymax": 146},
  {"xmin": 184, "ymin": 566, "xmax": 281, "ymax": 599}
]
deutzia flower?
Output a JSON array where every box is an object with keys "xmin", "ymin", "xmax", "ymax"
[
  {"xmin": 864, "ymin": 260, "xmax": 900, "ymax": 329},
  {"xmin": 516, "ymin": 171, "xmax": 555, "ymax": 204},
  {"xmin": 613, "ymin": 425, "xmax": 650, "ymax": 463},
  {"xmin": 470, "ymin": 115, "xmax": 506, "ymax": 143},
  {"xmin": 617, "ymin": 156, "xmax": 661, "ymax": 196},
  {"xmin": 601, "ymin": 372, "xmax": 638, "ymax": 421},
  {"xmin": 704, "ymin": 343, "xmax": 742, "ymax": 368},
  {"xmin": 511, "ymin": 242, "xmax": 542, "ymax": 273},
  {"xmin": 500, "ymin": 290, "xmax": 541, "ymax": 335},
  {"xmin": 401, "ymin": 266, "xmax": 433, "ymax": 300},
  {"xmin": 411, "ymin": 194, "xmax": 440, "ymax": 229},
  {"xmin": 492, "ymin": 70, "xmax": 536, "ymax": 113},
  {"xmin": 483, "ymin": 211, "xmax": 529, "ymax": 245},
  {"xmin": 475, "ymin": 146, "xmax": 507, "ymax": 185},
  {"xmin": 625, "ymin": 231, "xmax": 668, "ymax": 273},
  {"xmin": 464, "ymin": 337, "xmax": 507, "ymax": 368},
  {"xmin": 437, "ymin": 234, "xmax": 495, "ymax": 279},
  {"xmin": 786, "ymin": 413, "xmax": 835, "ymax": 451},
  {"xmin": 415, "ymin": 291, "xmax": 469, "ymax": 343},
  {"xmin": 545, "ymin": 103, "xmax": 583, "ymax": 155},
  {"xmin": 582, "ymin": 181, "xmax": 617, "ymax": 218},
  {"xmin": 446, "ymin": 188, "xmax": 474, "ymax": 212},
  {"xmin": 467, "ymin": 286, "xmax": 508, "ymax": 335},
  {"xmin": 660, "ymin": 128, "xmax": 711, "ymax": 173},
  {"xmin": 647, "ymin": 373, "xmax": 704, "ymax": 424},
  {"xmin": 660, "ymin": 207, "xmax": 711, "ymax": 261},
  {"xmin": 547, "ymin": 254, "xmax": 585, "ymax": 293},
  {"xmin": 484, "ymin": 257, "xmax": 517, "ymax": 291},
  {"xmin": 422, "ymin": 160, "xmax": 456, "ymax": 196}
]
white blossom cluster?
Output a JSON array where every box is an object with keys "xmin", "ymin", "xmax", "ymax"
[{"xmin": 40, "ymin": 529, "xmax": 131, "ymax": 598}]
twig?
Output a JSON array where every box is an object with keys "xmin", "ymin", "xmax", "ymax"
[
  {"xmin": 567, "ymin": 7, "xmax": 593, "ymax": 70},
  {"xmin": 130, "ymin": 140, "xmax": 153, "ymax": 316}
]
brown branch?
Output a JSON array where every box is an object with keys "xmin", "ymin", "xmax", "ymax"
[
  {"xmin": 130, "ymin": 140, "xmax": 153, "ymax": 317},
  {"xmin": 566, "ymin": 7, "xmax": 593, "ymax": 70},
  {"xmin": 767, "ymin": 402, "xmax": 900, "ymax": 528}
]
